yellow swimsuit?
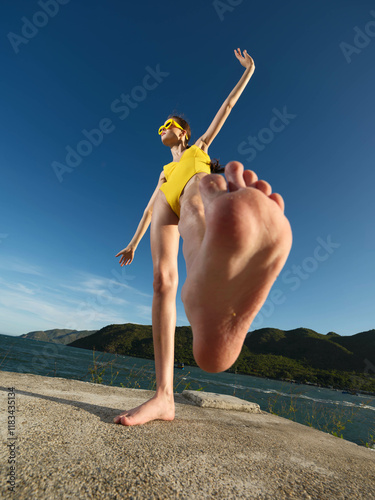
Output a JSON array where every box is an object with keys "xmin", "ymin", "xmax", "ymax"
[{"xmin": 160, "ymin": 145, "xmax": 211, "ymax": 218}]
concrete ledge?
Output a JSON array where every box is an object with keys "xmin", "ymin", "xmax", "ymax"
[
  {"xmin": 182, "ymin": 390, "xmax": 262, "ymax": 413},
  {"xmin": 1, "ymin": 371, "xmax": 374, "ymax": 499}
]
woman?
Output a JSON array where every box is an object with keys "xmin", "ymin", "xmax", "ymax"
[{"xmin": 114, "ymin": 49, "xmax": 292, "ymax": 426}]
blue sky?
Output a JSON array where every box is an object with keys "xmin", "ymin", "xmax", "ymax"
[{"xmin": 1, "ymin": 0, "xmax": 374, "ymax": 337}]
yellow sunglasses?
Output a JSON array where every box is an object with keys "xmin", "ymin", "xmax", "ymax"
[{"xmin": 158, "ymin": 119, "xmax": 188, "ymax": 140}]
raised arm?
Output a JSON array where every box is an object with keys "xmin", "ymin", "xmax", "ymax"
[
  {"xmin": 116, "ymin": 171, "xmax": 165, "ymax": 266},
  {"xmin": 196, "ymin": 48, "xmax": 255, "ymax": 150}
]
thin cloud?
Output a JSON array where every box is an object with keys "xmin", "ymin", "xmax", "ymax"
[
  {"xmin": 0, "ymin": 256, "xmax": 44, "ymax": 276},
  {"xmin": 61, "ymin": 270, "xmax": 152, "ymax": 298},
  {"xmin": 136, "ymin": 304, "xmax": 152, "ymax": 321},
  {"xmin": 0, "ymin": 258, "xmax": 153, "ymax": 335}
]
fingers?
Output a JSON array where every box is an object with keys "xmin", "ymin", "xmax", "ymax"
[
  {"xmin": 120, "ymin": 257, "xmax": 133, "ymax": 266},
  {"xmin": 234, "ymin": 48, "xmax": 249, "ymax": 57},
  {"xmin": 234, "ymin": 48, "xmax": 243, "ymax": 58},
  {"xmin": 115, "ymin": 250, "xmax": 133, "ymax": 266}
]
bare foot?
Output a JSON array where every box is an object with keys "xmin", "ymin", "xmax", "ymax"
[
  {"xmin": 113, "ymin": 393, "xmax": 175, "ymax": 426},
  {"xmin": 181, "ymin": 161, "xmax": 292, "ymax": 373}
]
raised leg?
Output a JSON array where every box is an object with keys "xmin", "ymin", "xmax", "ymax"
[
  {"xmin": 114, "ymin": 192, "xmax": 180, "ymax": 425},
  {"xmin": 179, "ymin": 172, "xmax": 207, "ymax": 275},
  {"xmin": 179, "ymin": 161, "xmax": 292, "ymax": 373}
]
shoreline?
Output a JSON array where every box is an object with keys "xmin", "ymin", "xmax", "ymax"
[
  {"xmin": 266, "ymin": 375, "xmax": 375, "ymax": 397},
  {"xmin": 3, "ymin": 332, "xmax": 375, "ymax": 395},
  {"xmin": 94, "ymin": 350, "xmax": 375, "ymax": 397}
]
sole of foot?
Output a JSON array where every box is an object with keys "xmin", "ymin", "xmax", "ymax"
[{"xmin": 182, "ymin": 161, "xmax": 292, "ymax": 373}]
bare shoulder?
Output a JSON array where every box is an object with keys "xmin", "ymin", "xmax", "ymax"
[{"xmin": 194, "ymin": 136, "xmax": 209, "ymax": 154}]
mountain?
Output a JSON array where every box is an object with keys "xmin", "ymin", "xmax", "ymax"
[
  {"xmin": 67, "ymin": 324, "xmax": 375, "ymax": 392},
  {"xmin": 244, "ymin": 327, "xmax": 370, "ymax": 372},
  {"xmin": 68, "ymin": 323, "xmax": 194, "ymax": 364},
  {"xmin": 68, "ymin": 324, "xmax": 375, "ymax": 373},
  {"xmin": 330, "ymin": 330, "xmax": 375, "ymax": 367},
  {"xmin": 19, "ymin": 329, "xmax": 98, "ymax": 345}
]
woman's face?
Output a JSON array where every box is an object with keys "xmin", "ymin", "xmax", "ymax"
[{"xmin": 160, "ymin": 119, "xmax": 186, "ymax": 144}]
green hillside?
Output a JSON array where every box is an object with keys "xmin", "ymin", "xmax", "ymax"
[
  {"xmin": 67, "ymin": 323, "xmax": 375, "ymax": 393},
  {"xmin": 20, "ymin": 329, "xmax": 97, "ymax": 345},
  {"xmin": 68, "ymin": 323, "xmax": 195, "ymax": 365},
  {"xmin": 330, "ymin": 330, "xmax": 375, "ymax": 367},
  {"xmin": 244, "ymin": 328, "xmax": 357, "ymax": 371}
]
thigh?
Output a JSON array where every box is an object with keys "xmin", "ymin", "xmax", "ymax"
[
  {"xmin": 179, "ymin": 172, "xmax": 208, "ymax": 219},
  {"xmin": 150, "ymin": 191, "xmax": 180, "ymax": 270}
]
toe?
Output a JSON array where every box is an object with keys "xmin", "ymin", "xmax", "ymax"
[
  {"xmin": 199, "ymin": 173, "xmax": 227, "ymax": 196},
  {"xmin": 254, "ymin": 180, "xmax": 272, "ymax": 197},
  {"xmin": 114, "ymin": 413, "xmax": 128, "ymax": 424},
  {"xmin": 117, "ymin": 415, "xmax": 130, "ymax": 425},
  {"xmin": 269, "ymin": 192, "xmax": 285, "ymax": 212},
  {"xmin": 224, "ymin": 161, "xmax": 246, "ymax": 191},
  {"xmin": 243, "ymin": 169, "xmax": 258, "ymax": 186}
]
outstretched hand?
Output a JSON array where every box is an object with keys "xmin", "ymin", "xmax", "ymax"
[
  {"xmin": 234, "ymin": 48, "xmax": 255, "ymax": 71},
  {"xmin": 115, "ymin": 245, "xmax": 135, "ymax": 266}
]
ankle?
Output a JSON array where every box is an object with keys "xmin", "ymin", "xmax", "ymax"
[{"xmin": 155, "ymin": 387, "xmax": 174, "ymax": 401}]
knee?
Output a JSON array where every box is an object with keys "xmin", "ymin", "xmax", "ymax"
[{"xmin": 153, "ymin": 269, "xmax": 178, "ymax": 295}]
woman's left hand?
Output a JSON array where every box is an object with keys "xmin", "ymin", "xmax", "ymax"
[{"xmin": 234, "ymin": 48, "xmax": 255, "ymax": 71}]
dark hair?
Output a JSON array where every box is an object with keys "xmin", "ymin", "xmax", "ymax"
[{"xmin": 167, "ymin": 113, "xmax": 224, "ymax": 173}]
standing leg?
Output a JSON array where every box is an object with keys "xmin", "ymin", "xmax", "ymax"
[
  {"xmin": 114, "ymin": 192, "xmax": 180, "ymax": 426},
  {"xmin": 179, "ymin": 161, "xmax": 292, "ymax": 373}
]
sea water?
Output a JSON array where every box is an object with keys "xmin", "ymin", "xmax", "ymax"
[{"xmin": 0, "ymin": 334, "xmax": 374, "ymax": 447}]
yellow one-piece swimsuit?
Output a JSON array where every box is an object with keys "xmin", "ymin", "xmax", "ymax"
[{"xmin": 159, "ymin": 145, "xmax": 211, "ymax": 218}]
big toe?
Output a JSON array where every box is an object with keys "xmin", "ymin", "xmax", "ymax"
[
  {"xmin": 199, "ymin": 173, "xmax": 227, "ymax": 199},
  {"xmin": 114, "ymin": 414, "xmax": 127, "ymax": 424}
]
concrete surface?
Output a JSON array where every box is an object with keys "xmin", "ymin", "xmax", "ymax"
[
  {"xmin": 182, "ymin": 390, "xmax": 261, "ymax": 413},
  {"xmin": 0, "ymin": 371, "xmax": 374, "ymax": 499}
]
